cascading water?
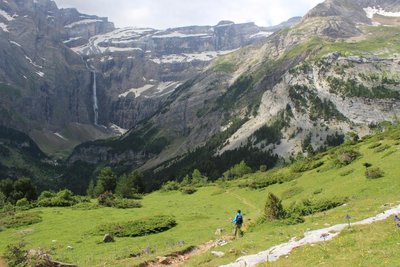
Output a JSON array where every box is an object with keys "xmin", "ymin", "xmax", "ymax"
[{"xmin": 92, "ymin": 71, "xmax": 99, "ymax": 125}]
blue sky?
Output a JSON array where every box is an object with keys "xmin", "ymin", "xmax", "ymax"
[{"xmin": 54, "ymin": 0, "xmax": 324, "ymax": 29}]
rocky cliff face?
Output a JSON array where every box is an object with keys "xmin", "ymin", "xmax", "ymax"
[
  {"xmin": 69, "ymin": 0, "xmax": 400, "ymax": 173},
  {"xmin": 0, "ymin": 0, "xmax": 298, "ymax": 155}
]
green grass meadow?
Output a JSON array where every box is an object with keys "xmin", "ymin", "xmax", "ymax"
[{"xmin": 1, "ymin": 126, "xmax": 400, "ymax": 266}]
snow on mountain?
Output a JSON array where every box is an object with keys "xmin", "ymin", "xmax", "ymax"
[
  {"xmin": 0, "ymin": 9, "xmax": 15, "ymax": 21},
  {"xmin": 364, "ymin": 6, "xmax": 400, "ymax": 18}
]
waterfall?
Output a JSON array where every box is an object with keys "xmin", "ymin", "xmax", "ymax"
[{"xmin": 92, "ymin": 71, "xmax": 99, "ymax": 125}]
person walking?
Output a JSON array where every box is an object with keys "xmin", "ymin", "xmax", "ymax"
[{"xmin": 232, "ymin": 209, "xmax": 243, "ymax": 238}]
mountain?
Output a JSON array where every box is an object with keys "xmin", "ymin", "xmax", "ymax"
[
  {"xmin": 68, "ymin": 0, "xmax": 400, "ymax": 189},
  {"xmin": 0, "ymin": 0, "xmax": 297, "ymax": 157}
]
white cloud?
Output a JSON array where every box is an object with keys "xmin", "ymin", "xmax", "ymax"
[{"xmin": 53, "ymin": 0, "xmax": 325, "ymax": 29}]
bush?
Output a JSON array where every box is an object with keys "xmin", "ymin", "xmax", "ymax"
[
  {"xmin": 96, "ymin": 215, "xmax": 177, "ymax": 237},
  {"xmin": 365, "ymin": 167, "xmax": 384, "ymax": 179},
  {"xmin": 112, "ymin": 198, "xmax": 142, "ymax": 209},
  {"xmin": 223, "ymin": 160, "xmax": 253, "ymax": 179},
  {"xmin": 161, "ymin": 181, "xmax": 180, "ymax": 192},
  {"xmin": 287, "ymin": 197, "xmax": 347, "ymax": 217},
  {"xmin": 15, "ymin": 198, "xmax": 30, "ymax": 211},
  {"xmin": 180, "ymin": 186, "xmax": 197, "ymax": 195},
  {"xmin": 333, "ymin": 148, "xmax": 360, "ymax": 166},
  {"xmin": 3, "ymin": 242, "xmax": 27, "ymax": 267},
  {"xmin": 259, "ymin": 165, "xmax": 268, "ymax": 172},
  {"xmin": 264, "ymin": 193, "xmax": 285, "ymax": 221},
  {"xmin": 0, "ymin": 212, "xmax": 42, "ymax": 229},
  {"xmin": 98, "ymin": 192, "xmax": 142, "ymax": 208},
  {"xmin": 37, "ymin": 189, "xmax": 81, "ymax": 207},
  {"xmin": 97, "ymin": 191, "xmax": 115, "ymax": 207},
  {"xmin": 291, "ymin": 158, "xmax": 324, "ymax": 173}
]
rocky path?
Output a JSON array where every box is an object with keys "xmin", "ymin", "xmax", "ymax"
[{"xmin": 221, "ymin": 204, "xmax": 400, "ymax": 267}]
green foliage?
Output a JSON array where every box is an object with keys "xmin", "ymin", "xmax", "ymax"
[
  {"xmin": 3, "ymin": 242, "xmax": 27, "ymax": 267},
  {"xmin": 97, "ymin": 192, "xmax": 141, "ymax": 209},
  {"xmin": 365, "ymin": 167, "xmax": 384, "ymax": 179},
  {"xmin": 111, "ymin": 198, "xmax": 142, "ymax": 209},
  {"xmin": 332, "ymin": 148, "xmax": 361, "ymax": 167},
  {"xmin": 327, "ymin": 77, "xmax": 399, "ymax": 99},
  {"xmin": 37, "ymin": 189, "xmax": 84, "ymax": 207},
  {"xmin": 115, "ymin": 170, "xmax": 145, "ymax": 198},
  {"xmin": 0, "ymin": 212, "xmax": 42, "ymax": 229},
  {"xmin": 96, "ymin": 215, "xmax": 177, "ymax": 237},
  {"xmin": 281, "ymin": 186, "xmax": 304, "ymax": 199},
  {"xmin": 290, "ymin": 158, "xmax": 324, "ymax": 173},
  {"xmin": 216, "ymin": 75, "xmax": 254, "ymax": 110},
  {"xmin": 223, "ymin": 160, "xmax": 253, "ymax": 179},
  {"xmin": 160, "ymin": 181, "xmax": 180, "ymax": 192},
  {"xmin": 15, "ymin": 198, "xmax": 30, "ymax": 211},
  {"xmin": 0, "ymin": 191, "xmax": 5, "ymax": 209},
  {"xmin": 92, "ymin": 167, "xmax": 117, "ymax": 196},
  {"xmin": 259, "ymin": 165, "xmax": 268, "ymax": 172},
  {"xmin": 264, "ymin": 193, "xmax": 285, "ymax": 221},
  {"xmin": 86, "ymin": 180, "xmax": 95, "ymax": 197},
  {"xmin": 243, "ymin": 171, "xmax": 301, "ymax": 190},
  {"xmin": 326, "ymin": 132, "xmax": 345, "ymax": 147},
  {"xmin": 180, "ymin": 186, "xmax": 197, "ymax": 195},
  {"xmin": 287, "ymin": 197, "xmax": 347, "ymax": 217}
]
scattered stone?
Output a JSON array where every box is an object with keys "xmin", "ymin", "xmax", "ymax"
[
  {"xmin": 27, "ymin": 249, "xmax": 77, "ymax": 267},
  {"xmin": 215, "ymin": 228, "xmax": 224, "ymax": 235},
  {"xmin": 67, "ymin": 245, "xmax": 74, "ymax": 250},
  {"xmin": 157, "ymin": 256, "xmax": 170, "ymax": 264},
  {"xmin": 17, "ymin": 229, "xmax": 34, "ymax": 236},
  {"xmin": 211, "ymin": 251, "xmax": 225, "ymax": 257},
  {"xmin": 215, "ymin": 239, "xmax": 229, "ymax": 246},
  {"xmin": 103, "ymin": 233, "xmax": 114, "ymax": 243}
]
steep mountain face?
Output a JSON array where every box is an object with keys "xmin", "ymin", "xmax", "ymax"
[
  {"xmin": 0, "ymin": 0, "xmax": 295, "ymax": 156},
  {"xmin": 69, "ymin": 0, "xmax": 400, "ymax": 185},
  {"xmin": 65, "ymin": 19, "xmax": 288, "ymax": 129},
  {"xmin": 0, "ymin": 0, "xmax": 117, "ymax": 155}
]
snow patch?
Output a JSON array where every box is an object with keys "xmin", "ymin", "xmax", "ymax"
[
  {"xmin": 25, "ymin": 56, "xmax": 43, "ymax": 69},
  {"xmin": 63, "ymin": 37, "xmax": 82, "ymax": 44},
  {"xmin": 10, "ymin": 40, "xmax": 21, "ymax": 47},
  {"xmin": 109, "ymin": 124, "xmax": 128, "ymax": 135},
  {"xmin": 153, "ymin": 31, "xmax": 210, "ymax": 38},
  {"xmin": 151, "ymin": 50, "xmax": 236, "ymax": 64},
  {"xmin": 65, "ymin": 19, "xmax": 102, "ymax": 29},
  {"xmin": 0, "ymin": 22, "xmax": 9, "ymax": 32},
  {"xmin": 36, "ymin": 71, "xmax": 45, "ymax": 77},
  {"xmin": 118, "ymin": 84, "xmax": 154, "ymax": 98},
  {"xmin": 364, "ymin": 7, "xmax": 400, "ymax": 19},
  {"xmin": 54, "ymin": 132, "xmax": 68, "ymax": 141},
  {"xmin": 0, "ymin": 9, "xmax": 15, "ymax": 21},
  {"xmin": 250, "ymin": 31, "xmax": 273, "ymax": 38}
]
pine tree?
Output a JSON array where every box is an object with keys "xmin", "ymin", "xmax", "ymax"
[{"xmin": 264, "ymin": 192, "xmax": 285, "ymax": 221}]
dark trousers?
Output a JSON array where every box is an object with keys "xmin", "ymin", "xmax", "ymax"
[{"xmin": 233, "ymin": 223, "xmax": 242, "ymax": 237}]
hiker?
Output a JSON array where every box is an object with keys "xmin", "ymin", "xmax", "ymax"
[{"xmin": 232, "ymin": 209, "xmax": 243, "ymax": 238}]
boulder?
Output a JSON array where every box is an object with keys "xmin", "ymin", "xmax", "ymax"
[
  {"xmin": 215, "ymin": 228, "xmax": 224, "ymax": 235},
  {"xmin": 103, "ymin": 234, "xmax": 115, "ymax": 243},
  {"xmin": 211, "ymin": 251, "xmax": 225, "ymax": 257}
]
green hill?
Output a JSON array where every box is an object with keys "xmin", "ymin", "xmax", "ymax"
[{"xmin": 0, "ymin": 125, "xmax": 399, "ymax": 266}]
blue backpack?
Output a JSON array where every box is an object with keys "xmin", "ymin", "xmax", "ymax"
[{"xmin": 237, "ymin": 214, "xmax": 243, "ymax": 224}]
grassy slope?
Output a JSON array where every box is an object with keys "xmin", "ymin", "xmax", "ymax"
[{"xmin": 0, "ymin": 126, "xmax": 399, "ymax": 266}]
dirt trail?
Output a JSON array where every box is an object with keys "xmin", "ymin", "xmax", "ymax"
[
  {"xmin": 0, "ymin": 258, "xmax": 6, "ymax": 267},
  {"xmin": 140, "ymin": 240, "xmax": 217, "ymax": 267},
  {"xmin": 221, "ymin": 204, "xmax": 400, "ymax": 267}
]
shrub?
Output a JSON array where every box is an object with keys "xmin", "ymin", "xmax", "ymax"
[
  {"xmin": 291, "ymin": 158, "xmax": 324, "ymax": 173},
  {"xmin": 161, "ymin": 181, "xmax": 180, "ymax": 192},
  {"xmin": 96, "ymin": 215, "xmax": 177, "ymax": 237},
  {"xmin": 111, "ymin": 198, "xmax": 142, "ymax": 209},
  {"xmin": 97, "ymin": 191, "xmax": 115, "ymax": 207},
  {"xmin": 3, "ymin": 242, "xmax": 27, "ymax": 267},
  {"xmin": 37, "ymin": 189, "xmax": 81, "ymax": 207},
  {"xmin": 259, "ymin": 165, "xmax": 268, "ymax": 172},
  {"xmin": 15, "ymin": 198, "xmax": 30, "ymax": 211},
  {"xmin": 365, "ymin": 167, "xmax": 384, "ymax": 179},
  {"xmin": 223, "ymin": 160, "xmax": 253, "ymax": 179},
  {"xmin": 264, "ymin": 193, "xmax": 285, "ymax": 221},
  {"xmin": 180, "ymin": 186, "xmax": 197, "ymax": 195},
  {"xmin": 288, "ymin": 197, "xmax": 347, "ymax": 217},
  {"xmin": 0, "ymin": 212, "xmax": 42, "ymax": 229},
  {"xmin": 333, "ymin": 148, "xmax": 360, "ymax": 166},
  {"xmin": 281, "ymin": 186, "xmax": 304, "ymax": 199},
  {"xmin": 97, "ymin": 192, "xmax": 142, "ymax": 208}
]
